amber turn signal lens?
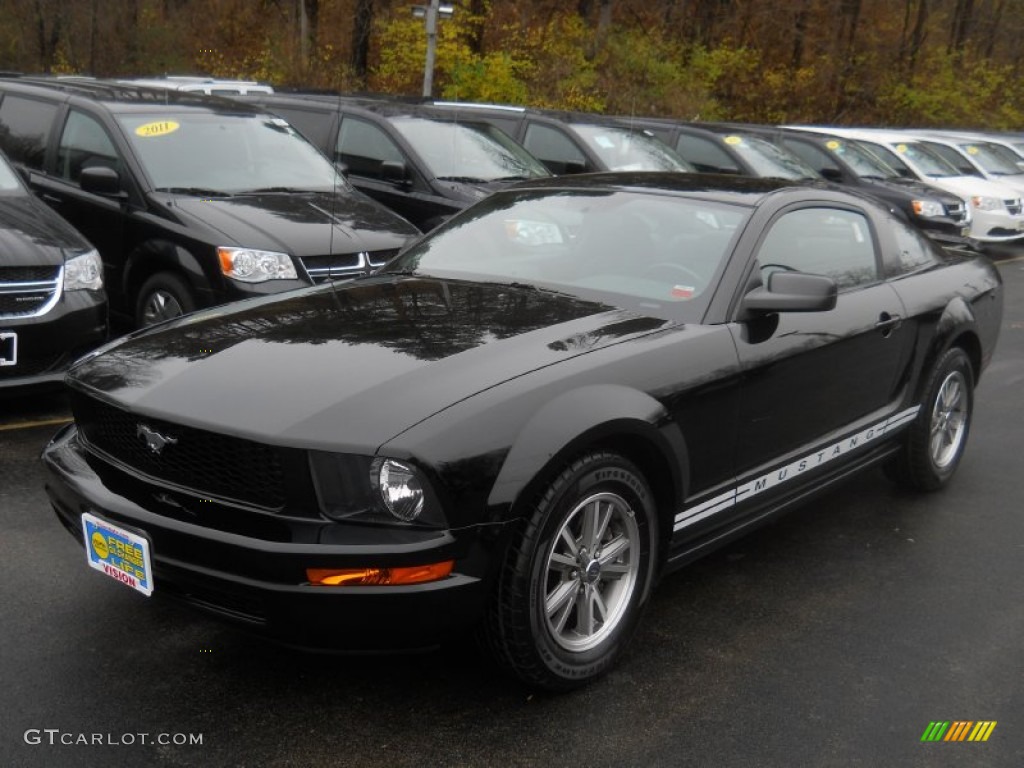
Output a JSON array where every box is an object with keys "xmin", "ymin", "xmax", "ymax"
[{"xmin": 306, "ymin": 561, "xmax": 454, "ymax": 586}]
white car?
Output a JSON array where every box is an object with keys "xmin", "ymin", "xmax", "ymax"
[
  {"xmin": 910, "ymin": 133, "xmax": 1024, "ymax": 196},
  {"xmin": 796, "ymin": 127, "xmax": 1024, "ymax": 244},
  {"xmin": 117, "ymin": 76, "xmax": 274, "ymax": 96}
]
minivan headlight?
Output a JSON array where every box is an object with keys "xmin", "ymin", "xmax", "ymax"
[
  {"xmin": 217, "ymin": 247, "xmax": 297, "ymax": 282},
  {"xmin": 970, "ymin": 196, "xmax": 1002, "ymax": 211},
  {"xmin": 911, "ymin": 199, "xmax": 944, "ymax": 218},
  {"xmin": 64, "ymin": 249, "xmax": 103, "ymax": 291}
]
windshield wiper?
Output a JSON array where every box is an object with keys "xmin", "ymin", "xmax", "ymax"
[
  {"xmin": 435, "ymin": 175, "xmax": 489, "ymax": 183},
  {"xmin": 155, "ymin": 186, "xmax": 234, "ymax": 197},
  {"xmin": 238, "ymin": 186, "xmax": 321, "ymax": 194}
]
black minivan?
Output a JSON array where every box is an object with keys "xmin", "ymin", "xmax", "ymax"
[
  {"xmin": 238, "ymin": 93, "xmax": 552, "ymax": 231},
  {"xmin": 0, "ymin": 148, "xmax": 106, "ymax": 390},
  {"xmin": 0, "ymin": 77, "xmax": 419, "ymax": 326}
]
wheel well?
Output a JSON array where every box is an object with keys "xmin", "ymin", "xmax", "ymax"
[
  {"xmin": 949, "ymin": 331, "xmax": 982, "ymax": 383},
  {"xmin": 511, "ymin": 432, "xmax": 680, "ymax": 566}
]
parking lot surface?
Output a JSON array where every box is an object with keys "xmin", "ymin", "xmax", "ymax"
[{"xmin": 1, "ymin": 257, "xmax": 1022, "ymax": 768}]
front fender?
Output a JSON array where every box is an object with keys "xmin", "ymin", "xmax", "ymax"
[
  {"xmin": 123, "ymin": 240, "xmax": 213, "ymax": 300},
  {"xmin": 487, "ymin": 384, "xmax": 686, "ymax": 515}
]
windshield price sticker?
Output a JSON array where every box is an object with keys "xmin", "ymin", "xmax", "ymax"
[
  {"xmin": 0, "ymin": 332, "xmax": 16, "ymax": 366},
  {"xmin": 81, "ymin": 513, "xmax": 153, "ymax": 596},
  {"xmin": 135, "ymin": 120, "xmax": 180, "ymax": 138}
]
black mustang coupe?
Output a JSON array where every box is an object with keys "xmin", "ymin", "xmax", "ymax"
[{"xmin": 42, "ymin": 173, "xmax": 1002, "ymax": 690}]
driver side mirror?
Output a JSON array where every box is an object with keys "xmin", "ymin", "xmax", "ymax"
[
  {"xmin": 381, "ymin": 160, "xmax": 410, "ymax": 185},
  {"xmin": 741, "ymin": 271, "xmax": 837, "ymax": 315},
  {"xmin": 79, "ymin": 166, "xmax": 125, "ymax": 198}
]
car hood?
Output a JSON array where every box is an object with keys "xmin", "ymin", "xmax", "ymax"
[
  {"xmin": 167, "ymin": 189, "xmax": 419, "ymax": 257},
  {"xmin": 0, "ymin": 193, "xmax": 91, "ymax": 266},
  {"xmin": 925, "ymin": 175, "xmax": 1021, "ymax": 200},
  {"xmin": 432, "ymin": 178, "xmax": 529, "ymax": 204},
  {"xmin": 68, "ymin": 277, "xmax": 671, "ymax": 452},
  {"xmin": 864, "ymin": 177, "xmax": 963, "ymax": 204}
]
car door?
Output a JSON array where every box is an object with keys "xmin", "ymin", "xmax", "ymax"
[
  {"xmin": 719, "ymin": 204, "xmax": 914, "ymax": 524},
  {"xmin": 31, "ymin": 108, "xmax": 130, "ymax": 305}
]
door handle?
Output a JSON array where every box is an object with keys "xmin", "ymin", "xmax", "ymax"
[{"xmin": 875, "ymin": 311, "xmax": 902, "ymax": 336}]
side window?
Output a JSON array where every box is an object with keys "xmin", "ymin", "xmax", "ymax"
[
  {"xmin": 784, "ymin": 139, "xmax": 840, "ymax": 176},
  {"xmin": 271, "ymin": 107, "xmax": 334, "ymax": 151},
  {"xmin": 675, "ymin": 133, "xmax": 740, "ymax": 173},
  {"xmin": 523, "ymin": 123, "xmax": 586, "ymax": 174},
  {"xmin": 890, "ymin": 217, "xmax": 939, "ymax": 274},
  {"xmin": 57, "ymin": 110, "xmax": 122, "ymax": 184},
  {"xmin": 336, "ymin": 116, "xmax": 404, "ymax": 179},
  {"xmin": 756, "ymin": 208, "xmax": 879, "ymax": 291},
  {"xmin": 0, "ymin": 94, "xmax": 58, "ymax": 170}
]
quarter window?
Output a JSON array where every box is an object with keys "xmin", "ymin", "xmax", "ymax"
[
  {"xmin": 675, "ymin": 133, "xmax": 740, "ymax": 173},
  {"xmin": 57, "ymin": 110, "xmax": 121, "ymax": 184},
  {"xmin": 0, "ymin": 95, "xmax": 58, "ymax": 170},
  {"xmin": 757, "ymin": 208, "xmax": 879, "ymax": 290}
]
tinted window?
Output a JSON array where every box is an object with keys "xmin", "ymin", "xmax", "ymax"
[
  {"xmin": 0, "ymin": 95, "xmax": 58, "ymax": 170},
  {"xmin": 57, "ymin": 110, "xmax": 122, "ymax": 184},
  {"xmin": 784, "ymin": 139, "xmax": 839, "ymax": 175},
  {"xmin": 336, "ymin": 116, "xmax": 404, "ymax": 179},
  {"xmin": 523, "ymin": 124, "xmax": 587, "ymax": 174},
  {"xmin": 268, "ymin": 106, "xmax": 335, "ymax": 150},
  {"xmin": 676, "ymin": 133, "xmax": 740, "ymax": 173},
  {"xmin": 757, "ymin": 208, "xmax": 878, "ymax": 290},
  {"xmin": 919, "ymin": 141, "xmax": 979, "ymax": 176}
]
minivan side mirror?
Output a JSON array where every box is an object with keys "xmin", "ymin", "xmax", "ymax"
[
  {"xmin": 380, "ymin": 160, "xmax": 409, "ymax": 185},
  {"xmin": 79, "ymin": 166, "xmax": 124, "ymax": 197},
  {"xmin": 741, "ymin": 271, "xmax": 837, "ymax": 315}
]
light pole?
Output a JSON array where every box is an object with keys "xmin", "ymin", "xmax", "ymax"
[{"xmin": 412, "ymin": 1, "xmax": 454, "ymax": 98}]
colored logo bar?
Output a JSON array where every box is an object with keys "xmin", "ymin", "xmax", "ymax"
[{"xmin": 921, "ymin": 721, "xmax": 997, "ymax": 742}]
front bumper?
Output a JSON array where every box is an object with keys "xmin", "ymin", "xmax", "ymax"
[
  {"xmin": 0, "ymin": 290, "xmax": 107, "ymax": 391},
  {"xmin": 42, "ymin": 424, "xmax": 495, "ymax": 651}
]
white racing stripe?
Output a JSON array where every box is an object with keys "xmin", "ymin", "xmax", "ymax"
[{"xmin": 674, "ymin": 405, "xmax": 921, "ymax": 532}]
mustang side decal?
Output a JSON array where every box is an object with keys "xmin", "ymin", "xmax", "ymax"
[{"xmin": 674, "ymin": 406, "xmax": 921, "ymax": 532}]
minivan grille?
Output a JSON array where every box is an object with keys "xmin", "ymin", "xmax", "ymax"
[
  {"xmin": 945, "ymin": 201, "xmax": 968, "ymax": 224},
  {"xmin": 1005, "ymin": 199, "xmax": 1022, "ymax": 216},
  {"xmin": 0, "ymin": 265, "xmax": 61, "ymax": 317},
  {"xmin": 71, "ymin": 392, "xmax": 288, "ymax": 509},
  {"xmin": 301, "ymin": 249, "xmax": 399, "ymax": 283}
]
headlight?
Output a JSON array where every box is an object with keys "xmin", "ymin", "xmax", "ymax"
[
  {"xmin": 63, "ymin": 249, "xmax": 103, "ymax": 291},
  {"xmin": 911, "ymin": 199, "xmax": 945, "ymax": 218},
  {"xmin": 371, "ymin": 458, "xmax": 425, "ymax": 521},
  {"xmin": 970, "ymin": 196, "xmax": 1002, "ymax": 211},
  {"xmin": 309, "ymin": 452, "xmax": 445, "ymax": 527},
  {"xmin": 217, "ymin": 247, "xmax": 297, "ymax": 282}
]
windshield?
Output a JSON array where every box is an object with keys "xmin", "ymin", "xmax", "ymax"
[
  {"xmin": 0, "ymin": 153, "xmax": 21, "ymax": 191},
  {"xmin": 571, "ymin": 124, "xmax": 692, "ymax": 172},
  {"xmin": 386, "ymin": 189, "xmax": 749, "ymax": 317},
  {"xmin": 918, "ymin": 141, "xmax": 982, "ymax": 177},
  {"xmin": 887, "ymin": 141, "xmax": 964, "ymax": 178},
  {"xmin": 116, "ymin": 112, "xmax": 347, "ymax": 194},
  {"xmin": 721, "ymin": 134, "xmax": 819, "ymax": 179},
  {"xmin": 955, "ymin": 142, "xmax": 1023, "ymax": 176},
  {"xmin": 390, "ymin": 118, "xmax": 550, "ymax": 181},
  {"xmin": 823, "ymin": 138, "xmax": 899, "ymax": 178}
]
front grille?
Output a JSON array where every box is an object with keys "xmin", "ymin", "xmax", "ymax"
[
  {"xmin": 945, "ymin": 201, "xmax": 967, "ymax": 224},
  {"xmin": 1005, "ymin": 199, "xmax": 1022, "ymax": 216},
  {"xmin": 71, "ymin": 391, "xmax": 288, "ymax": 509},
  {"xmin": 301, "ymin": 249, "xmax": 400, "ymax": 283},
  {"xmin": 0, "ymin": 265, "xmax": 61, "ymax": 318}
]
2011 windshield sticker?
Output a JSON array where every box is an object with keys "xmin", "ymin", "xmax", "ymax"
[{"xmin": 135, "ymin": 120, "xmax": 180, "ymax": 138}]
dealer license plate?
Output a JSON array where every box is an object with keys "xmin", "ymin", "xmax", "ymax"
[
  {"xmin": 81, "ymin": 512, "xmax": 153, "ymax": 596},
  {"xmin": 0, "ymin": 332, "xmax": 16, "ymax": 367}
]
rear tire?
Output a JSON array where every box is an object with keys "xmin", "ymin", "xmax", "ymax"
[
  {"xmin": 484, "ymin": 452, "xmax": 658, "ymax": 691},
  {"xmin": 887, "ymin": 347, "xmax": 973, "ymax": 491},
  {"xmin": 135, "ymin": 272, "xmax": 196, "ymax": 327}
]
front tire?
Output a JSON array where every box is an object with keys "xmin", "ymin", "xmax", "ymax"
[
  {"xmin": 135, "ymin": 272, "xmax": 196, "ymax": 327},
  {"xmin": 888, "ymin": 347, "xmax": 974, "ymax": 491},
  {"xmin": 485, "ymin": 452, "xmax": 658, "ymax": 691}
]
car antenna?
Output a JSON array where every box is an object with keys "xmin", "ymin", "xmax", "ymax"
[{"xmin": 328, "ymin": 89, "xmax": 341, "ymax": 284}]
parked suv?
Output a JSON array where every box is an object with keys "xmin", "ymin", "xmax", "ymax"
[
  {"xmin": 427, "ymin": 102, "xmax": 694, "ymax": 176},
  {"xmin": 0, "ymin": 77, "xmax": 419, "ymax": 325},
  {"xmin": 0, "ymin": 148, "xmax": 106, "ymax": 390},
  {"xmin": 237, "ymin": 93, "xmax": 551, "ymax": 230}
]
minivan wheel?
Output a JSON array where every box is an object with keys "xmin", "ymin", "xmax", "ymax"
[
  {"xmin": 136, "ymin": 272, "xmax": 196, "ymax": 327},
  {"xmin": 485, "ymin": 452, "xmax": 657, "ymax": 691}
]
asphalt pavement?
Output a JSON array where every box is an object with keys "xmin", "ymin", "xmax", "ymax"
[{"xmin": 1, "ymin": 257, "xmax": 1022, "ymax": 768}]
